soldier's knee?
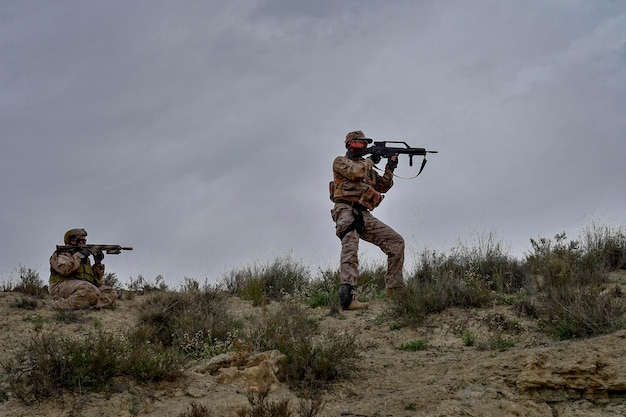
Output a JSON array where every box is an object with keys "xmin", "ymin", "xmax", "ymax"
[
  {"xmin": 387, "ymin": 233, "xmax": 404, "ymax": 252},
  {"xmin": 76, "ymin": 283, "xmax": 100, "ymax": 303}
]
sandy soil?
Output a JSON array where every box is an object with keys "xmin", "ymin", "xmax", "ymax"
[{"xmin": 1, "ymin": 283, "xmax": 626, "ymax": 417}]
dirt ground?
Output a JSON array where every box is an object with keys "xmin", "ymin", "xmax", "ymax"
[{"xmin": 2, "ymin": 280, "xmax": 626, "ymax": 417}]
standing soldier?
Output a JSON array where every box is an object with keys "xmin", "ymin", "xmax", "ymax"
[
  {"xmin": 330, "ymin": 130, "xmax": 406, "ymax": 310},
  {"xmin": 49, "ymin": 228, "xmax": 118, "ymax": 310}
]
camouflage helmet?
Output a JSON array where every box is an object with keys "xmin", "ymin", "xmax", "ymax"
[
  {"xmin": 345, "ymin": 130, "xmax": 372, "ymax": 144},
  {"xmin": 64, "ymin": 228, "xmax": 88, "ymax": 245}
]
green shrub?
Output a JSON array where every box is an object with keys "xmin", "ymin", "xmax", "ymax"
[
  {"xmin": 386, "ymin": 285, "xmax": 445, "ymax": 327},
  {"xmin": 482, "ymin": 312, "xmax": 522, "ymax": 333},
  {"xmin": 579, "ymin": 222, "xmax": 626, "ymax": 271},
  {"xmin": 527, "ymin": 232, "xmax": 605, "ymax": 289},
  {"xmin": 512, "ymin": 299, "xmax": 539, "ymax": 318},
  {"xmin": 135, "ymin": 286, "xmax": 240, "ymax": 357},
  {"xmin": 236, "ymin": 386, "xmax": 323, "ymax": 417},
  {"xmin": 178, "ymin": 402, "xmax": 216, "ymax": 417},
  {"xmin": 14, "ymin": 266, "xmax": 47, "ymax": 299},
  {"xmin": 54, "ymin": 309, "xmax": 83, "ymax": 324},
  {"xmin": 1, "ymin": 330, "xmax": 183, "ymax": 404},
  {"xmin": 222, "ymin": 255, "xmax": 310, "ymax": 304},
  {"xmin": 355, "ymin": 260, "xmax": 387, "ymax": 294},
  {"xmin": 235, "ymin": 275, "xmax": 267, "ymax": 306},
  {"xmin": 399, "ymin": 339, "xmax": 427, "ymax": 351},
  {"xmin": 487, "ymin": 335, "xmax": 516, "ymax": 352},
  {"xmin": 21, "ymin": 315, "xmax": 45, "ymax": 332},
  {"xmin": 392, "ymin": 232, "xmax": 530, "ymax": 327},
  {"xmin": 304, "ymin": 262, "xmax": 385, "ymax": 310},
  {"xmin": 526, "ymin": 229, "xmax": 626, "ymax": 339},
  {"xmin": 306, "ymin": 290, "xmax": 333, "ymax": 309},
  {"xmin": 304, "ymin": 268, "xmax": 339, "ymax": 309},
  {"xmin": 102, "ymin": 272, "xmax": 122, "ymax": 289},
  {"xmin": 461, "ymin": 331, "xmax": 476, "ymax": 347},
  {"xmin": 388, "ymin": 276, "xmax": 493, "ymax": 328},
  {"xmin": 0, "ymin": 279, "xmax": 15, "ymax": 292},
  {"xmin": 389, "ymin": 322, "xmax": 402, "ymax": 330},
  {"xmin": 242, "ymin": 301, "xmax": 358, "ymax": 394},
  {"xmin": 124, "ymin": 338, "xmax": 183, "ymax": 383},
  {"xmin": 540, "ymin": 286, "xmax": 625, "ymax": 340},
  {"xmin": 413, "ymin": 232, "xmax": 531, "ymax": 293},
  {"xmin": 10, "ymin": 296, "xmax": 39, "ymax": 310},
  {"xmin": 127, "ymin": 274, "xmax": 169, "ymax": 293}
]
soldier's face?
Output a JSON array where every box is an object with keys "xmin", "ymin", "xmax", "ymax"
[
  {"xmin": 72, "ymin": 236, "xmax": 87, "ymax": 247},
  {"xmin": 348, "ymin": 139, "xmax": 368, "ymax": 151}
]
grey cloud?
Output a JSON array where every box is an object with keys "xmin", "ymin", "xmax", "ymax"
[{"xmin": 1, "ymin": 0, "xmax": 625, "ymax": 285}]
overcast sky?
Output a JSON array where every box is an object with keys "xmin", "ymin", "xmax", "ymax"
[{"xmin": 2, "ymin": 0, "xmax": 625, "ymax": 286}]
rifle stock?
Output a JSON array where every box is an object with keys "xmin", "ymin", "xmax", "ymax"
[{"xmin": 56, "ymin": 244, "xmax": 133, "ymax": 255}]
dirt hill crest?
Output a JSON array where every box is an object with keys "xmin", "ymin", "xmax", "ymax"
[{"xmin": 2, "ymin": 291, "xmax": 626, "ymax": 417}]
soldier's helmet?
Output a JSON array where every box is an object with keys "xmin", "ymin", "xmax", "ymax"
[
  {"xmin": 64, "ymin": 228, "xmax": 88, "ymax": 245},
  {"xmin": 345, "ymin": 130, "xmax": 372, "ymax": 144}
]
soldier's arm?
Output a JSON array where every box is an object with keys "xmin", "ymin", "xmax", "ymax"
[
  {"xmin": 333, "ymin": 156, "xmax": 375, "ymax": 181},
  {"xmin": 93, "ymin": 263, "xmax": 105, "ymax": 286},
  {"xmin": 375, "ymin": 166, "xmax": 395, "ymax": 193},
  {"xmin": 49, "ymin": 251, "xmax": 82, "ymax": 276}
]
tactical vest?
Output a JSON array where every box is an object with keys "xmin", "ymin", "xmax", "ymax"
[
  {"xmin": 50, "ymin": 262, "xmax": 99, "ymax": 285},
  {"xmin": 330, "ymin": 167, "xmax": 383, "ymax": 210}
]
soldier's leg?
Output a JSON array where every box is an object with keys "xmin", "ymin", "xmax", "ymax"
[
  {"xmin": 360, "ymin": 212, "xmax": 405, "ymax": 290},
  {"xmin": 95, "ymin": 285, "xmax": 118, "ymax": 309},
  {"xmin": 332, "ymin": 204, "xmax": 367, "ymax": 310},
  {"xmin": 339, "ymin": 230, "xmax": 364, "ymax": 309},
  {"xmin": 49, "ymin": 280, "xmax": 100, "ymax": 310}
]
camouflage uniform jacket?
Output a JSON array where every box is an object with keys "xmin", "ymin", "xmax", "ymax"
[
  {"xmin": 331, "ymin": 155, "xmax": 394, "ymax": 210},
  {"xmin": 49, "ymin": 250, "xmax": 105, "ymax": 286}
]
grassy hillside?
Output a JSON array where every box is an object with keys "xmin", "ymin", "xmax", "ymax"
[{"xmin": 1, "ymin": 222, "xmax": 625, "ymax": 416}]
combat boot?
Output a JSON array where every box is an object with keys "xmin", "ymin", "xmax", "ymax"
[
  {"xmin": 339, "ymin": 284, "xmax": 369, "ymax": 310},
  {"xmin": 346, "ymin": 298, "xmax": 369, "ymax": 310}
]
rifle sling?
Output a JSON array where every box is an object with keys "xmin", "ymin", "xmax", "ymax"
[
  {"xmin": 415, "ymin": 157, "xmax": 428, "ymax": 177},
  {"xmin": 334, "ymin": 156, "xmax": 429, "ymax": 241}
]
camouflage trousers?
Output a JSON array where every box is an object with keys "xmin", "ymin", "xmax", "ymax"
[
  {"xmin": 331, "ymin": 203, "xmax": 405, "ymax": 293},
  {"xmin": 49, "ymin": 280, "xmax": 118, "ymax": 310}
]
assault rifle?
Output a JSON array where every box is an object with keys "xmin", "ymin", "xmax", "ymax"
[
  {"xmin": 363, "ymin": 141, "xmax": 438, "ymax": 166},
  {"xmin": 358, "ymin": 140, "xmax": 438, "ymax": 177},
  {"xmin": 56, "ymin": 244, "xmax": 133, "ymax": 255}
]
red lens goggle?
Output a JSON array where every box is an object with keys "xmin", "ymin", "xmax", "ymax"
[{"xmin": 348, "ymin": 139, "xmax": 369, "ymax": 149}]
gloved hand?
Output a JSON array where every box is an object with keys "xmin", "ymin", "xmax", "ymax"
[
  {"xmin": 368, "ymin": 154, "xmax": 381, "ymax": 164},
  {"xmin": 79, "ymin": 248, "xmax": 92, "ymax": 259},
  {"xmin": 387, "ymin": 155, "xmax": 398, "ymax": 171},
  {"xmin": 94, "ymin": 249, "xmax": 105, "ymax": 264}
]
